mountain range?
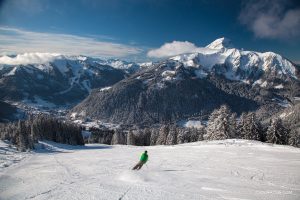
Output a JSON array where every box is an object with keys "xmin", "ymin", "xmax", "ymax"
[
  {"xmin": 70, "ymin": 38, "xmax": 299, "ymax": 125},
  {"xmin": 0, "ymin": 54, "xmax": 145, "ymax": 109},
  {"xmin": 0, "ymin": 38, "xmax": 299, "ymax": 125}
]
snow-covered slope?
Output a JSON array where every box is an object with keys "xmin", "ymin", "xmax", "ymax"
[{"xmin": 1, "ymin": 139, "xmax": 299, "ymax": 200}]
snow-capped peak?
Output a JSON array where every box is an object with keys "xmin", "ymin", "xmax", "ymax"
[
  {"xmin": 167, "ymin": 39, "xmax": 298, "ymax": 85},
  {"xmin": 206, "ymin": 37, "xmax": 233, "ymax": 49}
]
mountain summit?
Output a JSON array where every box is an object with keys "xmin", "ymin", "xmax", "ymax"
[{"xmin": 206, "ymin": 37, "xmax": 234, "ymax": 49}]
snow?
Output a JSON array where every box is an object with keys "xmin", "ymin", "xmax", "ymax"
[
  {"xmin": 275, "ymin": 84, "xmax": 284, "ymax": 89},
  {"xmin": 1, "ymin": 139, "xmax": 299, "ymax": 200},
  {"xmin": 279, "ymin": 112, "xmax": 292, "ymax": 119},
  {"xmin": 70, "ymin": 112, "xmax": 77, "ymax": 119},
  {"xmin": 81, "ymin": 130, "xmax": 91, "ymax": 139},
  {"xmin": 100, "ymin": 86, "xmax": 112, "ymax": 91},
  {"xmin": 194, "ymin": 69, "xmax": 208, "ymax": 78},
  {"xmin": 180, "ymin": 120, "xmax": 204, "ymax": 129},
  {"xmin": 4, "ymin": 67, "xmax": 18, "ymax": 76},
  {"xmin": 0, "ymin": 141, "xmax": 29, "ymax": 171},
  {"xmin": 272, "ymin": 98, "xmax": 291, "ymax": 108},
  {"xmin": 206, "ymin": 37, "xmax": 234, "ymax": 49},
  {"xmin": 82, "ymin": 80, "xmax": 92, "ymax": 93},
  {"xmin": 22, "ymin": 96, "xmax": 57, "ymax": 109},
  {"xmin": 261, "ymin": 81, "xmax": 268, "ymax": 87},
  {"xmin": 161, "ymin": 70, "xmax": 178, "ymax": 81},
  {"xmin": 161, "ymin": 70, "xmax": 176, "ymax": 77}
]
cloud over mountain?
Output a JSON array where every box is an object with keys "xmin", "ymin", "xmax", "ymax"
[
  {"xmin": 0, "ymin": 53, "xmax": 62, "ymax": 65},
  {"xmin": 147, "ymin": 41, "xmax": 200, "ymax": 58},
  {"xmin": 0, "ymin": 27, "xmax": 142, "ymax": 58}
]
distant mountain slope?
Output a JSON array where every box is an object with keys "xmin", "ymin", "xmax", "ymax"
[
  {"xmin": 0, "ymin": 54, "xmax": 142, "ymax": 108},
  {"xmin": 71, "ymin": 38, "xmax": 299, "ymax": 125}
]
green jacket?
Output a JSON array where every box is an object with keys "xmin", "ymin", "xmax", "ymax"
[{"xmin": 140, "ymin": 153, "xmax": 148, "ymax": 163}]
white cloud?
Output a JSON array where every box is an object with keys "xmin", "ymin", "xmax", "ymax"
[
  {"xmin": 0, "ymin": 53, "xmax": 62, "ymax": 65},
  {"xmin": 147, "ymin": 41, "xmax": 199, "ymax": 58},
  {"xmin": 0, "ymin": 27, "xmax": 142, "ymax": 58},
  {"xmin": 239, "ymin": 0, "xmax": 300, "ymax": 40}
]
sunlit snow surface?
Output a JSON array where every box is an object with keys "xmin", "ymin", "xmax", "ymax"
[{"xmin": 0, "ymin": 140, "xmax": 299, "ymax": 200}]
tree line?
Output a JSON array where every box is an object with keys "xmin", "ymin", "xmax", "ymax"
[
  {"xmin": 0, "ymin": 115, "xmax": 84, "ymax": 151},
  {"xmin": 0, "ymin": 105, "xmax": 299, "ymax": 151},
  {"xmin": 88, "ymin": 105, "xmax": 300, "ymax": 147}
]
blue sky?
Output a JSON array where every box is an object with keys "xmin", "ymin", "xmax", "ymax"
[{"xmin": 0, "ymin": 0, "xmax": 299, "ymax": 62}]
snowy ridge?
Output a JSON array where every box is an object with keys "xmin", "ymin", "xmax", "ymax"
[
  {"xmin": 166, "ymin": 38, "xmax": 298, "ymax": 86},
  {"xmin": 0, "ymin": 53, "xmax": 142, "ymax": 75}
]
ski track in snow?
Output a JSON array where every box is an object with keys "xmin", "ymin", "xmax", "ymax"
[{"xmin": 0, "ymin": 140, "xmax": 300, "ymax": 200}]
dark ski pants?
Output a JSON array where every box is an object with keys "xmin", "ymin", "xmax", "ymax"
[{"xmin": 132, "ymin": 161, "xmax": 145, "ymax": 170}]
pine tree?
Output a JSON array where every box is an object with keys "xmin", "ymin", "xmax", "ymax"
[
  {"xmin": 156, "ymin": 125, "xmax": 169, "ymax": 145},
  {"xmin": 266, "ymin": 118, "xmax": 289, "ymax": 145},
  {"xmin": 127, "ymin": 130, "xmax": 135, "ymax": 145},
  {"xmin": 237, "ymin": 112, "xmax": 247, "ymax": 139},
  {"xmin": 165, "ymin": 125, "xmax": 177, "ymax": 145},
  {"xmin": 143, "ymin": 128, "xmax": 151, "ymax": 146},
  {"xmin": 18, "ymin": 120, "xmax": 27, "ymax": 152},
  {"xmin": 229, "ymin": 113, "xmax": 237, "ymax": 138},
  {"xmin": 288, "ymin": 130, "xmax": 300, "ymax": 147},
  {"xmin": 150, "ymin": 128, "xmax": 159, "ymax": 145},
  {"xmin": 197, "ymin": 127, "xmax": 206, "ymax": 141},
  {"xmin": 176, "ymin": 128, "xmax": 185, "ymax": 144},
  {"xmin": 240, "ymin": 112, "xmax": 262, "ymax": 141},
  {"xmin": 204, "ymin": 105, "xmax": 233, "ymax": 140}
]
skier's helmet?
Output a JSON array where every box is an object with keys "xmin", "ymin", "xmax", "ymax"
[{"xmin": 145, "ymin": 150, "xmax": 147, "ymax": 154}]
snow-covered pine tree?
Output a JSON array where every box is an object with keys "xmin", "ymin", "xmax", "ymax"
[
  {"xmin": 204, "ymin": 105, "xmax": 233, "ymax": 140},
  {"xmin": 176, "ymin": 128, "xmax": 185, "ymax": 144},
  {"xmin": 143, "ymin": 128, "xmax": 151, "ymax": 146},
  {"xmin": 156, "ymin": 125, "xmax": 169, "ymax": 145},
  {"xmin": 17, "ymin": 120, "xmax": 27, "ymax": 152},
  {"xmin": 229, "ymin": 113, "xmax": 237, "ymax": 138},
  {"xmin": 241, "ymin": 112, "xmax": 262, "ymax": 141},
  {"xmin": 150, "ymin": 128, "xmax": 159, "ymax": 145},
  {"xmin": 204, "ymin": 108, "xmax": 219, "ymax": 140},
  {"xmin": 189, "ymin": 128, "xmax": 200, "ymax": 142},
  {"xmin": 127, "ymin": 130, "xmax": 135, "ymax": 145},
  {"xmin": 288, "ymin": 129, "xmax": 300, "ymax": 147},
  {"xmin": 165, "ymin": 125, "xmax": 177, "ymax": 145},
  {"xmin": 134, "ymin": 129, "xmax": 145, "ymax": 146},
  {"xmin": 197, "ymin": 126, "xmax": 206, "ymax": 141},
  {"xmin": 266, "ymin": 118, "xmax": 289, "ymax": 145},
  {"xmin": 237, "ymin": 112, "xmax": 247, "ymax": 139},
  {"xmin": 112, "ymin": 129, "xmax": 126, "ymax": 145}
]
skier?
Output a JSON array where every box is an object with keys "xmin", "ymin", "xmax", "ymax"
[{"xmin": 132, "ymin": 150, "xmax": 148, "ymax": 170}]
